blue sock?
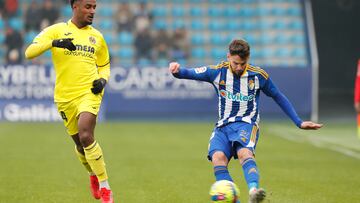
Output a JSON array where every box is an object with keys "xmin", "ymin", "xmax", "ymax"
[
  {"xmin": 214, "ymin": 165, "xmax": 233, "ymax": 181},
  {"xmin": 242, "ymin": 158, "xmax": 259, "ymax": 189}
]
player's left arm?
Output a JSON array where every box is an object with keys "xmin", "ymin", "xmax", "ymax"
[
  {"xmin": 262, "ymin": 77, "xmax": 323, "ymax": 130},
  {"xmin": 25, "ymin": 24, "xmax": 76, "ymax": 59},
  {"xmin": 169, "ymin": 62, "xmax": 218, "ymax": 83},
  {"xmin": 92, "ymin": 35, "xmax": 110, "ymax": 94}
]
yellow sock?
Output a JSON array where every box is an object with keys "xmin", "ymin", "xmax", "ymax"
[
  {"xmin": 84, "ymin": 141, "xmax": 108, "ymax": 182},
  {"xmin": 74, "ymin": 146, "xmax": 93, "ymax": 173}
]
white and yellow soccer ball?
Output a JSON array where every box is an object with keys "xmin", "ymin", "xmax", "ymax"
[{"xmin": 209, "ymin": 180, "xmax": 240, "ymax": 203}]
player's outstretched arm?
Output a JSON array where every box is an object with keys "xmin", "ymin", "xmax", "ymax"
[
  {"xmin": 25, "ymin": 38, "xmax": 76, "ymax": 59},
  {"xmin": 169, "ymin": 62, "xmax": 180, "ymax": 74},
  {"xmin": 300, "ymin": 121, "xmax": 323, "ymax": 130},
  {"xmin": 25, "ymin": 40, "xmax": 53, "ymax": 59}
]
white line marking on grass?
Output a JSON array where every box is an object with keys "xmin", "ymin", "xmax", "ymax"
[{"xmin": 270, "ymin": 127, "xmax": 360, "ymax": 160}]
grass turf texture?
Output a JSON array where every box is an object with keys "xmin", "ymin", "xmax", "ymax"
[{"xmin": 0, "ymin": 121, "xmax": 359, "ymax": 203}]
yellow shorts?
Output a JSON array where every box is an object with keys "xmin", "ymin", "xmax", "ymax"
[{"xmin": 56, "ymin": 93, "xmax": 103, "ymax": 135}]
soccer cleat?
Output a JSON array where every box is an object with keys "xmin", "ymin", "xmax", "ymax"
[
  {"xmin": 90, "ymin": 175, "xmax": 101, "ymax": 199},
  {"xmin": 248, "ymin": 187, "xmax": 266, "ymax": 203},
  {"xmin": 100, "ymin": 187, "xmax": 114, "ymax": 203}
]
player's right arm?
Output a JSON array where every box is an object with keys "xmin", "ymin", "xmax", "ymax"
[
  {"xmin": 168, "ymin": 62, "xmax": 218, "ymax": 83},
  {"xmin": 25, "ymin": 24, "xmax": 76, "ymax": 59}
]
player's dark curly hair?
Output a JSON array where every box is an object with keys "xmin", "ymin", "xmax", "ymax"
[
  {"xmin": 229, "ymin": 39, "xmax": 250, "ymax": 59},
  {"xmin": 70, "ymin": 0, "xmax": 79, "ymax": 8}
]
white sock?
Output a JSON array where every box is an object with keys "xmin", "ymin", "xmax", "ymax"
[{"xmin": 99, "ymin": 180, "xmax": 110, "ymax": 189}]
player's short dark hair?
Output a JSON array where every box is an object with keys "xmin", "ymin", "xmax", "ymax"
[
  {"xmin": 70, "ymin": 0, "xmax": 79, "ymax": 8},
  {"xmin": 229, "ymin": 39, "xmax": 250, "ymax": 59}
]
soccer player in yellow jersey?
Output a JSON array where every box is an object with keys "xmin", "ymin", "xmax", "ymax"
[{"xmin": 25, "ymin": 0, "xmax": 113, "ymax": 202}]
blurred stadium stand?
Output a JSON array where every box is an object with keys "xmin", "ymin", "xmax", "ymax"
[{"xmin": 3, "ymin": 0, "xmax": 309, "ymax": 67}]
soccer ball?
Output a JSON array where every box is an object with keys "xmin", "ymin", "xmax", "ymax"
[{"xmin": 209, "ymin": 180, "xmax": 240, "ymax": 203}]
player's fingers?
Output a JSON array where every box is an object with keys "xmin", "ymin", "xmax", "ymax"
[{"xmin": 308, "ymin": 123, "xmax": 323, "ymax": 130}]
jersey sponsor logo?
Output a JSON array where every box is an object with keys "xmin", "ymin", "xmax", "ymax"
[
  {"xmin": 64, "ymin": 32, "xmax": 72, "ymax": 36},
  {"xmin": 89, "ymin": 36, "xmax": 96, "ymax": 45},
  {"xmin": 64, "ymin": 44, "xmax": 95, "ymax": 58},
  {"xmin": 248, "ymin": 79, "xmax": 255, "ymax": 90},
  {"xmin": 219, "ymin": 90, "xmax": 255, "ymax": 102},
  {"xmin": 194, "ymin": 66, "xmax": 207, "ymax": 74},
  {"xmin": 75, "ymin": 45, "xmax": 95, "ymax": 54}
]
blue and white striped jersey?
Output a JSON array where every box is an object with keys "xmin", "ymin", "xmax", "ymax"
[{"xmin": 173, "ymin": 61, "xmax": 303, "ymax": 128}]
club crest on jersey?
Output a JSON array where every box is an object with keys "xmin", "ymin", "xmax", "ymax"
[
  {"xmin": 248, "ymin": 80, "xmax": 255, "ymax": 90},
  {"xmin": 194, "ymin": 66, "xmax": 207, "ymax": 74},
  {"xmin": 89, "ymin": 36, "xmax": 96, "ymax": 44}
]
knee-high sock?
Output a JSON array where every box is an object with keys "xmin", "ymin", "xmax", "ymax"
[
  {"xmin": 84, "ymin": 141, "xmax": 108, "ymax": 182},
  {"xmin": 74, "ymin": 146, "xmax": 93, "ymax": 173},
  {"xmin": 242, "ymin": 158, "xmax": 259, "ymax": 189},
  {"xmin": 214, "ymin": 165, "xmax": 233, "ymax": 181}
]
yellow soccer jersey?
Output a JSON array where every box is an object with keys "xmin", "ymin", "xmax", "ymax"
[{"xmin": 25, "ymin": 20, "xmax": 110, "ymax": 102}]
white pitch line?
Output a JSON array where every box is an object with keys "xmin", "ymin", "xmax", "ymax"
[{"xmin": 269, "ymin": 128, "xmax": 360, "ymax": 160}]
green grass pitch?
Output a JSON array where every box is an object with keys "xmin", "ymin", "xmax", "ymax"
[{"xmin": 1, "ymin": 121, "xmax": 360, "ymax": 203}]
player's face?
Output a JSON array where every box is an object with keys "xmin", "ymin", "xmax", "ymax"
[
  {"xmin": 227, "ymin": 54, "xmax": 248, "ymax": 76},
  {"xmin": 74, "ymin": 0, "xmax": 96, "ymax": 25}
]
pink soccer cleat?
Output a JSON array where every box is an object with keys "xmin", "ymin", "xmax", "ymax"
[
  {"xmin": 100, "ymin": 187, "xmax": 114, "ymax": 203},
  {"xmin": 89, "ymin": 175, "xmax": 101, "ymax": 199}
]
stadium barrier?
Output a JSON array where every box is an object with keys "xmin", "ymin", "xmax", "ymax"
[{"xmin": 0, "ymin": 65, "xmax": 311, "ymax": 122}]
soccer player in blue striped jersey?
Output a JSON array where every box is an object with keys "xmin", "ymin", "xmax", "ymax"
[{"xmin": 169, "ymin": 39, "xmax": 323, "ymax": 203}]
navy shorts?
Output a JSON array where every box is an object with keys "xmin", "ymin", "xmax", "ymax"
[{"xmin": 208, "ymin": 121, "xmax": 259, "ymax": 161}]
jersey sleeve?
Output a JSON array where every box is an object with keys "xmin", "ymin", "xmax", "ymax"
[
  {"xmin": 261, "ymin": 75, "xmax": 303, "ymax": 128},
  {"xmin": 24, "ymin": 24, "xmax": 59, "ymax": 59},
  {"xmin": 172, "ymin": 66, "xmax": 220, "ymax": 83},
  {"xmin": 96, "ymin": 35, "xmax": 110, "ymax": 81}
]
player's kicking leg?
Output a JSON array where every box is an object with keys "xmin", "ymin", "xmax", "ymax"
[
  {"xmin": 74, "ymin": 144, "xmax": 101, "ymax": 199},
  {"xmin": 248, "ymin": 187, "xmax": 266, "ymax": 203},
  {"xmin": 78, "ymin": 112, "xmax": 114, "ymax": 203}
]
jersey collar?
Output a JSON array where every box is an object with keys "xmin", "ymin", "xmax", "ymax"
[
  {"xmin": 67, "ymin": 19, "xmax": 91, "ymax": 30},
  {"xmin": 228, "ymin": 62, "xmax": 249, "ymax": 77}
]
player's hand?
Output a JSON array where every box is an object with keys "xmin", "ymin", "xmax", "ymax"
[
  {"xmin": 169, "ymin": 62, "xmax": 180, "ymax": 74},
  {"xmin": 300, "ymin": 121, "xmax": 323, "ymax": 130},
  {"xmin": 91, "ymin": 78, "xmax": 107, "ymax": 94},
  {"xmin": 52, "ymin": 38, "xmax": 76, "ymax": 51}
]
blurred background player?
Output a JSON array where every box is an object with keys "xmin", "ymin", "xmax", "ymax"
[
  {"xmin": 354, "ymin": 59, "xmax": 360, "ymax": 139},
  {"xmin": 169, "ymin": 39, "xmax": 323, "ymax": 203},
  {"xmin": 24, "ymin": 0, "xmax": 113, "ymax": 202}
]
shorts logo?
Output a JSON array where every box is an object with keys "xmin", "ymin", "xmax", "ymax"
[
  {"xmin": 194, "ymin": 66, "xmax": 207, "ymax": 74},
  {"xmin": 89, "ymin": 36, "xmax": 96, "ymax": 45},
  {"xmin": 240, "ymin": 130, "xmax": 247, "ymax": 136},
  {"xmin": 241, "ymin": 136, "xmax": 247, "ymax": 143},
  {"xmin": 248, "ymin": 80, "xmax": 255, "ymax": 90}
]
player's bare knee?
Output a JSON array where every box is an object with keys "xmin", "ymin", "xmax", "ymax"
[
  {"xmin": 212, "ymin": 151, "xmax": 228, "ymax": 166},
  {"xmin": 78, "ymin": 131, "xmax": 95, "ymax": 147},
  {"xmin": 237, "ymin": 148, "xmax": 254, "ymax": 163}
]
